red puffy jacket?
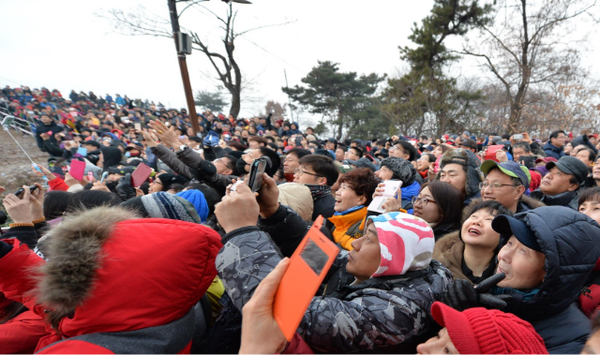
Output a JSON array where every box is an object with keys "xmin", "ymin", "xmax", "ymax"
[{"xmin": 0, "ymin": 207, "xmax": 222, "ymax": 353}]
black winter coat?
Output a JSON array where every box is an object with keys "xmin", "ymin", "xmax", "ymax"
[{"xmin": 493, "ymin": 206, "xmax": 600, "ymax": 353}]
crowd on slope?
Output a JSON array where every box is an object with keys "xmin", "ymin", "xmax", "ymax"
[{"xmin": 1, "ymin": 85, "xmax": 600, "ymax": 354}]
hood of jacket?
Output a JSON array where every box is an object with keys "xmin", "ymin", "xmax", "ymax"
[
  {"xmin": 100, "ymin": 146, "xmax": 123, "ymax": 168},
  {"xmin": 502, "ymin": 206, "xmax": 600, "ymax": 320},
  {"xmin": 277, "ymin": 183, "xmax": 314, "ymax": 222},
  {"xmin": 37, "ymin": 206, "xmax": 222, "ymax": 338}
]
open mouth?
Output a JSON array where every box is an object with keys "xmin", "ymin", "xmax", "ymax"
[{"xmin": 467, "ymin": 228, "xmax": 481, "ymax": 235}]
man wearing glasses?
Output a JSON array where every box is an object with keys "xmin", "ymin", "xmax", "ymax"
[
  {"xmin": 212, "ymin": 156, "xmax": 237, "ymax": 176},
  {"xmin": 283, "ymin": 148, "xmax": 311, "ymax": 182},
  {"xmin": 480, "ymin": 160, "xmax": 542, "ymax": 213},
  {"xmin": 293, "ymin": 154, "xmax": 340, "ymax": 220}
]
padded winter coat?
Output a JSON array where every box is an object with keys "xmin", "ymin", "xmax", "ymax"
[
  {"xmin": 216, "ymin": 226, "xmax": 452, "ymax": 353},
  {"xmin": 492, "ymin": 206, "xmax": 600, "ymax": 353},
  {"xmin": 0, "ymin": 207, "xmax": 222, "ymax": 354}
]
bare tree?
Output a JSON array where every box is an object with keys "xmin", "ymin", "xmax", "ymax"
[
  {"xmin": 98, "ymin": 3, "xmax": 289, "ymax": 118},
  {"xmin": 459, "ymin": 0, "xmax": 599, "ymax": 133}
]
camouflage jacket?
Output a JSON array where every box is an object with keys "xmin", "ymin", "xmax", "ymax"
[{"xmin": 216, "ymin": 226, "xmax": 453, "ymax": 353}]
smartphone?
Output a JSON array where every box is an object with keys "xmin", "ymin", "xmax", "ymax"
[
  {"xmin": 15, "ymin": 185, "xmax": 38, "ymax": 198},
  {"xmin": 100, "ymin": 171, "xmax": 109, "ymax": 183},
  {"xmin": 484, "ymin": 145, "xmax": 505, "ymax": 162},
  {"xmin": 69, "ymin": 160, "xmax": 86, "ymax": 180},
  {"xmin": 273, "ymin": 216, "xmax": 339, "ymax": 341},
  {"xmin": 136, "ymin": 133, "xmax": 145, "ymax": 142},
  {"xmin": 87, "ymin": 171, "xmax": 94, "ymax": 182},
  {"xmin": 134, "ymin": 122, "xmax": 142, "ymax": 131},
  {"xmin": 131, "ymin": 163, "xmax": 153, "ymax": 188},
  {"xmin": 247, "ymin": 157, "xmax": 268, "ymax": 193},
  {"xmin": 513, "ymin": 134, "xmax": 524, "ymax": 140}
]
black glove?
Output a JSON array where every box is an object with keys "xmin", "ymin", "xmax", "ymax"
[
  {"xmin": 115, "ymin": 173, "xmax": 136, "ymax": 201},
  {"xmin": 443, "ymin": 273, "xmax": 513, "ymax": 311}
]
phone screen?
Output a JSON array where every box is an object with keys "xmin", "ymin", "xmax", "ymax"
[
  {"xmin": 300, "ymin": 239, "xmax": 328, "ymax": 276},
  {"xmin": 249, "ymin": 158, "xmax": 267, "ymax": 192}
]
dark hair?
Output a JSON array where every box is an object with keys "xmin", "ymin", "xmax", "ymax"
[
  {"xmin": 393, "ymin": 140, "xmax": 418, "ymax": 161},
  {"xmin": 189, "ymin": 136, "xmax": 202, "ymax": 143},
  {"xmin": 579, "ymin": 186, "xmax": 600, "ymax": 207},
  {"xmin": 578, "ymin": 147, "xmax": 596, "ymax": 162},
  {"xmin": 43, "ymin": 191, "xmax": 72, "ymax": 220},
  {"xmin": 287, "ymin": 148, "xmax": 311, "ymax": 161},
  {"xmin": 513, "ymin": 141, "xmax": 531, "ymax": 154},
  {"xmin": 248, "ymin": 136, "xmax": 268, "ymax": 146},
  {"xmin": 549, "ymin": 130, "xmax": 566, "ymax": 141},
  {"xmin": 339, "ymin": 168, "xmax": 379, "ymax": 206},
  {"xmin": 228, "ymin": 141, "xmax": 247, "ymax": 151},
  {"xmin": 424, "ymin": 181, "xmax": 463, "ymax": 229},
  {"xmin": 66, "ymin": 190, "xmax": 122, "ymax": 213},
  {"xmin": 462, "ymin": 200, "xmax": 513, "ymax": 226},
  {"xmin": 349, "ymin": 146, "xmax": 363, "ymax": 158},
  {"xmin": 299, "ymin": 154, "xmax": 339, "ymax": 186},
  {"xmin": 424, "ymin": 153, "xmax": 436, "ymax": 163},
  {"xmin": 259, "ymin": 146, "xmax": 281, "ymax": 177}
]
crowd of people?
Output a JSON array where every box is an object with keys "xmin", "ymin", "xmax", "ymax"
[{"xmin": 1, "ymin": 84, "xmax": 600, "ymax": 354}]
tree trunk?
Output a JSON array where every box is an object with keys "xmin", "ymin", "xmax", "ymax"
[{"xmin": 229, "ymin": 89, "xmax": 241, "ymax": 118}]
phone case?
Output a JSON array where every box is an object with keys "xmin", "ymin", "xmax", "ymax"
[
  {"xmin": 484, "ymin": 145, "xmax": 505, "ymax": 162},
  {"xmin": 273, "ymin": 216, "xmax": 339, "ymax": 341},
  {"xmin": 131, "ymin": 163, "xmax": 153, "ymax": 188},
  {"xmin": 69, "ymin": 160, "xmax": 86, "ymax": 181}
]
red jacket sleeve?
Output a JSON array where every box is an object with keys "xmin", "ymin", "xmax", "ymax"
[
  {"xmin": 0, "ymin": 239, "xmax": 45, "ymax": 312},
  {"xmin": 48, "ymin": 177, "xmax": 69, "ymax": 192}
]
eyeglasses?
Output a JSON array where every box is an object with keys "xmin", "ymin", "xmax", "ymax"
[
  {"xmin": 479, "ymin": 182, "xmax": 519, "ymax": 190},
  {"xmin": 214, "ymin": 158, "xmax": 233, "ymax": 170},
  {"xmin": 411, "ymin": 196, "xmax": 436, "ymax": 207},
  {"xmin": 294, "ymin": 168, "xmax": 323, "ymax": 178}
]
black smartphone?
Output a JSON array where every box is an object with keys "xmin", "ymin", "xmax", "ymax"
[
  {"xmin": 247, "ymin": 157, "xmax": 268, "ymax": 193},
  {"xmin": 15, "ymin": 185, "xmax": 38, "ymax": 198}
]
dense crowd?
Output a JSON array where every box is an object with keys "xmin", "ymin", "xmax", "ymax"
[{"xmin": 1, "ymin": 85, "xmax": 600, "ymax": 354}]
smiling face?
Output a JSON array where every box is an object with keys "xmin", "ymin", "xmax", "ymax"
[
  {"xmin": 346, "ymin": 223, "xmax": 381, "ymax": 283},
  {"xmin": 334, "ymin": 182, "xmax": 366, "ymax": 212},
  {"xmin": 461, "ymin": 209, "xmax": 501, "ymax": 249},
  {"xmin": 481, "ymin": 169, "xmax": 524, "ymax": 212},
  {"xmin": 497, "ymin": 236, "xmax": 546, "ymax": 289}
]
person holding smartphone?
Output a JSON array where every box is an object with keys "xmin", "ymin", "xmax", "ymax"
[{"xmin": 212, "ymin": 177, "xmax": 452, "ymax": 354}]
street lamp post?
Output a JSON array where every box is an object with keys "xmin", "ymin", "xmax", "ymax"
[
  {"xmin": 168, "ymin": 0, "xmax": 200, "ymax": 135},
  {"xmin": 167, "ymin": 0, "xmax": 251, "ymax": 136}
]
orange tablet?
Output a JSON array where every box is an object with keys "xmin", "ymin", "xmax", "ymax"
[{"xmin": 273, "ymin": 216, "xmax": 340, "ymax": 341}]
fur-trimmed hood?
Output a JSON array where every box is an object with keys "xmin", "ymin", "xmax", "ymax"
[{"xmin": 36, "ymin": 206, "xmax": 222, "ymax": 338}]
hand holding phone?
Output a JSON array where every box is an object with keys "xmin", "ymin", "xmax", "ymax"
[{"xmin": 273, "ymin": 216, "xmax": 339, "ymax": 341}]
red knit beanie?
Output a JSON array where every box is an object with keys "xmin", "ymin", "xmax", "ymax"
[{"xmin": 431, "ymin": 302, "xmax": 548, "ymax": 354}]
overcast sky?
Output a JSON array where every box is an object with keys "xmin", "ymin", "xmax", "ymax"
[{"xmin": 1, "ymin": 0, "xmax": 598, "ymax": 127}]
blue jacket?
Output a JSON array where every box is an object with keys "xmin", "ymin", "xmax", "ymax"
[
  {"xmin": 543, "ymin": 141, "xmax": 565, "ymax": 160},
  {"xmin": 400, "ymin": 180, "xmax": 421, "ymax": 210},
  {"xmin": 493, "ymin": 206, "xmax": 600, "ymax": 353}
]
